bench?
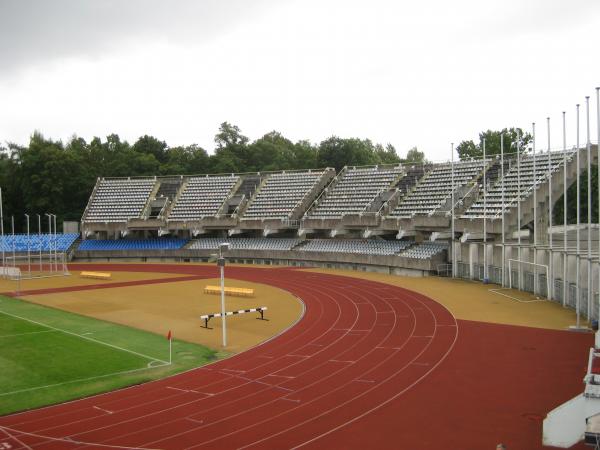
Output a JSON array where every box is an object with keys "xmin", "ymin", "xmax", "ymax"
[
  {"xmin": 204, "ymin": 285, "xmax": 254, "ymax": 297},
  {"xmin": 80, "ymin": 271, "xmax": 112, "ymax": 280}
]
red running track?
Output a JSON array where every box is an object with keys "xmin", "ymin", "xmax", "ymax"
[{"xmin": 0, "ymin": 264, "xmax": 592, "ymax": 449}]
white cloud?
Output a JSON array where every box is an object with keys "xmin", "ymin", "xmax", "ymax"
[{"xmin": 0, "ymin": 0, "xmax": 598, "ymax": 161}]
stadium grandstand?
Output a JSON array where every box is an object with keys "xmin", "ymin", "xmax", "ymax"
[{"xmin": 1, "ymin": 103, "xmax": 599, "ymax": 450}]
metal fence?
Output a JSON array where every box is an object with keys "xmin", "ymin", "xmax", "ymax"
[{"xmin": 457, "ymin": 262, "xmax": 470, "ymax": 279}]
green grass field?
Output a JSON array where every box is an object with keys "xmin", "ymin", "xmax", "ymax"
[{"xmin": 0, "ymin": 295, "xmax": 219, "ymax": 416}]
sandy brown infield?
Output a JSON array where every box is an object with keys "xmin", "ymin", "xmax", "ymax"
[{"xmin": 6, "ymin": 271, "xmax": 304, "ymax": 354}]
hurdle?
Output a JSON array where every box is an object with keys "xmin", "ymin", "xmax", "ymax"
[{"xmin": 200, "ymin": 307, "xmax": 268, "ymax": 329}]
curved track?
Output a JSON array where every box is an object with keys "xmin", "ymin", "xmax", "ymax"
[{"xmin": 0, "ymin": 264, "xmax": 458, "ymax": 449}]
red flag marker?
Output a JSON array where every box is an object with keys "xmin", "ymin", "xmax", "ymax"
[{"xmin": 167, "ymin": 330, "xmax": 172, "ymax": 341}]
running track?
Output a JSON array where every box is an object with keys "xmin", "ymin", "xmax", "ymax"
[{"xmin": 0, "ymin": 264, "xmax": 593, "ymax": 449}]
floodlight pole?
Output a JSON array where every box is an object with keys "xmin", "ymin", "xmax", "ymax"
[
  {"xmin": 25, "ymin": 214, "xmax": 30, "ymax": 275},
  {"xmin": 218, "ymin": 243, "xmax": 230, "ymax": 347}
]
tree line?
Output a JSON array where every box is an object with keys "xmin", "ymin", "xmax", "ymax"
[
  {"xmin": 0, "ymin": 122, "xmax": 593, "ymax": 233},
  {"xmin": 0, "ymin": 123, "xmax": 425, "ymax": 231}
]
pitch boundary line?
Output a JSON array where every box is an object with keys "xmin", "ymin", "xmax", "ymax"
[
  {"xmin": 488, "ymin": 288, "xmax": 549, "ymax": 303},
  {"xmin": 0, "ymin": 362, "xmax": 171, "ymax": 397},
  {"xmin": 0, "ymin": 329, "xmax": 58, "ymax": 339},
  {"xmin": 0, "ymin": 308, "xmax": 169, "ymax": 365}
]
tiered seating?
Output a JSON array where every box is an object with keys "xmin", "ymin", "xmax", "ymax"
[
  {"xmin": 243, "ymin": 171, "xmax": 327, "ymax": 219},
  {"xmin": 0, "ymin": 234, "xmax": 79, "ymax": 252},
  {"xmin": 78, "ymin": 238, "xmax": 188, "ymax": 251},
  {"xmin": 389, "ymin": 160, "xmax": 487, "ymax": 218},
  {"xmin": 298, "ymin": 239, "xmax": 412, "ymax": 255},
  {"xmin": 189, "ymin": 238, "xmax": 302, "ymax": 251},
  {"xmin": 307, "ymin": 166, "xmax": 402, "ymax": 218},
  {"xmin": 169, "ymin": 175, "xmax": 239, "ymax": 220},
  {"xmin": 400, "ymin": 242, "xmax": 448, "ymax": 259},
  {"xmin": 84, "ymin": 178, "xmax": 156, "ymax": 223},
  {"xmin": 461, "ymin": 151, "xmax": 574, "ymax": 219}
]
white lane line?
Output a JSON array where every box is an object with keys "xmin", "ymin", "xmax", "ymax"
[{"xmin": 93, "ymin": 406, "xmax": 113, "ymax": 415}]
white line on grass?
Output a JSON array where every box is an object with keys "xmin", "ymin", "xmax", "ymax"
[
  {"xmin": 488, "ymin": 288, "xmax": 549, "ymax": 303},
  {"xmin": 0, "ymin": 309, "xmax": 169, "ymax": 364},
  {"xmin": 0, "ymin": 361, "xmax": 171, "ymax": 397},
  {"xmin": 0, "ymin": 330, "xmax": 58, "ymax": 339}
]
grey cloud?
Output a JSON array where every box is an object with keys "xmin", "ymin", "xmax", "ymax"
[{"xmin": 0, "ymin": 0, "xmax": 278, "ymax": 73}]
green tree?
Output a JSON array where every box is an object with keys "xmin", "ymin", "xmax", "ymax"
[
  {"xmin": 404, "ymin": 147, "xmax": 426, "ymax": 163},
  {"xmin": 456, "ymin": 128, "xmax": 531, "ymax": 160}
]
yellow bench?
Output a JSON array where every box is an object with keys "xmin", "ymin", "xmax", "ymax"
[
  {"xmin": 80, "ymin": 271, "xmax": 112, "ymax": 280},
  {"xmin": 204, "ymin": 285, "xmax": 254, "ymax": 297}
]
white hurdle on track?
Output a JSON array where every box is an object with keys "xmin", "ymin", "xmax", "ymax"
[{"xmin": 201, "ymin": 307, "xmax": 268, "ymax": 329}]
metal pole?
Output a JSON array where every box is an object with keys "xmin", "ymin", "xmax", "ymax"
[
  {"xmin": 501, "ymin": 134, "xmax": 506, "ymax": 287},
  {"xmin": 11, "ymin": 216, "xmax": 15, "ymax": 267},
  {"xmin": 517, "ymin": 129, "xmax": 522, "ymax": 290},
  {"xmin": 547, "ymin": 117, "xmax": 553, "ymax": 300},
  {"xmin": 576, "ymin": 104, "xmax": 581, "ymax": 328},
  {"xmin": 451, "ymin": 143, "xmax": 455, "ymax": 278},
  {"xmin": 533, "ymin": 122, "xmax": 538, "ymax": 296},
  {"xmin": 25, "ymin": 214, "xmax": 30, "ymax": 276},
  {"xmin": 45, "ymin": 214, "xmax": 51, "ymax": 273},
  {"xmin": 53, "ymin": 214, "xmax": 58, "ymax": 272},
  {"xmin": 597, "ymin": 87, "xmax": 600, "ymax": 330},
  {"xmin": 563, "ymin": 111, "xmax": 568, "ymax": 307},
  {"xmin": 37, "ymin": 214, "xmax": 42, "ymax": 272},
  {"xmin": 0, "ymin": 188, "xmax": 4, "ymax": 271},
  {"xmin": 483, "ymin": 138, "xmax": 487, "ymax": 281},
  {"xmin": 219, "ymin": 246, "xmax": 227, "ymax": 347},
  {"xmin": 587, "ymin": 96, "xmax": 592, "ymax": 319}
]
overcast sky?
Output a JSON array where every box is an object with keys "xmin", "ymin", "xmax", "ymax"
[{"xmin": 0, "ymin": 0, "xmax": 599, "ymax": 161}]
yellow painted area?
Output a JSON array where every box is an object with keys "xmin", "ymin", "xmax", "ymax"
[
  {"xmin": 204, "ymin": 285, "xmax": 254, "ymax": 297},
  {"xmin": 22, "ymin": 276, "xmax": 303, "ymax": 354},
  {"xmin": 0, "ymin": 270, "xmax": 181, "ymax": 293},
  {"xmin": 80, "ymin": 271, "xmax": 112, "ymax": 280},
  {"xmin": 302, "ymin": 268, "xmax": 590, "ymax": 331}
]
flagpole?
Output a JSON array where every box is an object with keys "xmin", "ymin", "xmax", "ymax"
[
  {"xmin": 533, "ymin": 122, "xmax": 538, "ymax": 296},
  {"xmin": 586, "ymin": 96, "xmax": 592, "ymax": 319},
  {"xmin": 501, "ymin": 133, "xmax": 506, "ymax": 287},
  {"xmin": 11, "ymin": 215, "xmax": 15, "ymax": 267},
  {"xmin": 0, "ymin": 188, "xmax": 4, "ymax": 271},
  {"xmin": 517, "ymin": 129, "xmax": 522, "ymax": 290},
  {"xmin": 169, "ymin": 335, "xmax": 172, "ymax": 364},
  {"xmin": 576, "ymin": 103, "xmax": 581, "ymax": 328},
  {"xmin": 597, "ymin": 87, "xmax": 600, "ymax": 336},
  {"xmin": 451, "ymin": 143, "xmax": 455, "ymax": 278},
  {"xmin": 483, "ymin": 138, "xmax": 487, "ymax": 282},
  {"xmin": 562, "ymin": 111, "xmax": 568, "ymax": 307},
  {"xmin": 547, "ymin": 117, "xmax": 553, "ymax": 300}
]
